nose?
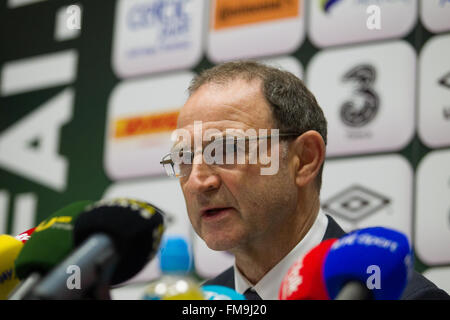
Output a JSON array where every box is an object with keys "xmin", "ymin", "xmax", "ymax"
[{"xmin": 184, "ymin": 153, "xmax": 221, "ymax": 193}]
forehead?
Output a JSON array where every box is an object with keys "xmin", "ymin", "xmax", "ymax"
[{"xmin": 177, "ymin": 78, "xmax": 274, "ymax": 132}]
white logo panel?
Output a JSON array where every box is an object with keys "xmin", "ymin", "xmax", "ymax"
[
  {"xmin": 420, "ymin": 0, "xmax": 450, "ymax": 33},
  {"xmin": 415, "ymin": 149, "xmax": 450, "ymax": 265},
  {"xmin": 104, "ymin": 72, "xmax": 194, "ymax": 181},
  {"xmin": 259, "ymin": 55, "xmax": 304, "ymax": 79},
  {"xmin": 320, "ymin": 154, "xmax": 413, "ymax": 240},
  {"xmin": 308, "ymin": 0, "xmax": 417, "ymax": 48},
  {"xmin": 112, "ymin": 0, "xmax": 205, "ymax": 78},
  {"xmin": 418, "ymin": 34, "xmax": 450, "ymax": 148},
  {"xmin": 307, "ymin": 41, "xmax": 416, "ymax": 157},
  {"xmin": 207, "ymin": 0, "xmax": 305, "ymax": 63}
]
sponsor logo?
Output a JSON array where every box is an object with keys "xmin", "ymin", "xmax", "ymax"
[
  {"xmin": 113, "ymin": 110, "xmax": 179, "ymax": 139},
  {"xmin": 340, "ymin": 64, "xmax": 379, "ymax": 128},
  {"xmin": 332, "ymin": 232, "xmax": 398, "ymax": 253},
  {"xmin": 127, "ymin": 0, "xmax": 189, "ymax": 32},
  {"xmin": 35, "ymin": 216, "xmax": 73, "ymax": 232},
  {"xmin": 113, "ymin": 1, "xmax": 203, "ymax": 77},
  {"xmin": 212, "ymin": 0, "xmax": 299, "ymax": 30},
  {"xmin": 126, "ymin": 0, "xmax": 193, "ymax": 58},
  {"xmin": 308, "ymin": 41, "xmax": 415, "ymax": 155},
  {"xmin": 322, "ymin": 185, "xmax": 391, "ymax": 223}
]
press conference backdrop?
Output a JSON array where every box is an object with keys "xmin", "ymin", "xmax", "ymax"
[{"xmin": 1, "ymin": 0, "xmax": 449, "ymax": 295}]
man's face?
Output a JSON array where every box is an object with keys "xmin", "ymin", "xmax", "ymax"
[{"xmin": 176, "ymin": 78, "xmax": 298, "ymax": 252}]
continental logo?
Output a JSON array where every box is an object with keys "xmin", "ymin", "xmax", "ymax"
[
  {"xmin": 113, "ymin": 110, "xmax": 179, "ymax": 139},
  {"xmin": 35, "ymin": 216, "xmax": 73, "ymax": 232},
  {"xmin": 212, "ymin": 0, "xmax": 300, "ymax": 30}
]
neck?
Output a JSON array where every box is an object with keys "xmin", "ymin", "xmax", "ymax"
[{"xmin": 232, "ymin": 190, "xmax": 320, "ymax": 285}]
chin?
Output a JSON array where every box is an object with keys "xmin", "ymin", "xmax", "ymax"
[{"xmin": 204, "ymin": 236, "xmax": 237, "ymax": 252}]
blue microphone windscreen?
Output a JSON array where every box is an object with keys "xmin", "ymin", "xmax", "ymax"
[{"xmin": 323, "ymin": 227, "xmax": 413, "ymax": 300}]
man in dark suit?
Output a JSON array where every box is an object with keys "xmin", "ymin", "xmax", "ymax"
[
  {"xmin": 163, "ymin": 60, "xmax": 449, "ymax": 300},
  {"xmin": 203, "ymin": 214, "xmax": 449, "ymax": 299}
]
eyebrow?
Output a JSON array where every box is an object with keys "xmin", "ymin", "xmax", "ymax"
[{"xmin": 170, "ymin": 134, "xmax": 246, "ymax": 152}]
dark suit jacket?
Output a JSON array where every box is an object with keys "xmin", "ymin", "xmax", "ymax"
[{"xmin": 203, "ymin": 215, "xmax": 450, "ymax": 300}]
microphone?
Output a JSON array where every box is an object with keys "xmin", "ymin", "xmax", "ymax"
[
  {"xmin": 279, "ymin": 239, "xmax": 337, "ymax": 300},
  {"xmin": 15, "ymin": 227, "xmax": 36, "ymax": 243},
  {"xmin": 0, "ymin": 235, "xmax": 24, "ymax": 300},
  {"xmin": 323, "ymin": 227, "xmax": 413, "ymax": 300},
  {"xmin": 10, "ymin": 201, "xmax": 93, "ymax": 300},
  {"xmin": 29, "ymin": 198, "xmax": 165, "ymax": 300},
  {"xmin": 1, "ymin": 227, "xmax": 37, "ymax": 299},
  {"xmin": 202, "ymin": 285, "xmax": 246, "ymax": 300},
  {"xmin": 14, "ymin": 201, "xmax": 93, "ymax": 281}
]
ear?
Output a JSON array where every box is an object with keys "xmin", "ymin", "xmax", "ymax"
[{"xmin": 292, "ymin": 130, "xmax": 326, "ymax": 188}]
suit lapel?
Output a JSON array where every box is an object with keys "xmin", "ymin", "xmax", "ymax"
[
  {"xmin": 204, "ymin": 215, "xmax": 346, "ymax": 290},
  {"xmin": 322, "ymin": 215, "xmax": 347, "ymax": 240}
]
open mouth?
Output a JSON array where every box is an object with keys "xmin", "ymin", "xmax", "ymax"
[{"xmin": 202, "ymin": 207, "xmax": 232, "ymax": 219}]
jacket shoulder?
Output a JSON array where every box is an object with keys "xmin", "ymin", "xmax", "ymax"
[
  {"xmin": 201, "ymin": 266, "xmax": 235, "ymax": 289},
  {"xmin": 401, "ymin": 270, "xmax": 450, "ymax": 300}
]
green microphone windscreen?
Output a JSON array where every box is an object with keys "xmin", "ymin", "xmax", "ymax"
[{"xmin": 14, "ymin": 200, "xmax": 93, "ymax": 279}]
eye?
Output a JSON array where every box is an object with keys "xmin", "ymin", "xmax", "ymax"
[
  {"xmin": 171, "ymin": 148, "xmax": 193, "ymax": 164},
  {"xmin": 182, "ymin": 150, "xmax": 194, "ymax": 164}
]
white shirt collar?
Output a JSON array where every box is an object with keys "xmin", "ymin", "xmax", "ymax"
[{"xmin": 234, "ymin": 211, "xmax": 329, "ymax": 300}]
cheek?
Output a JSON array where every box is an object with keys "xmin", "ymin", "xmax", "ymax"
[
  {"xmin": 244, "ymin": 168, "xmax": 297, "ymax": 217},
  {"xmin": 220, "ymin": 166, "xmax": 266, "ymax": 200},
  {"xmin": 180, "ymin": 185, "xmax": 198, "ymax": 221},
  {"xmin": 216, "ymin": 169, "xmax": 242, "ymax": 196},
  {"xmin": 226, "ymin": 173, "xmax": 271, "ymax": 218}
]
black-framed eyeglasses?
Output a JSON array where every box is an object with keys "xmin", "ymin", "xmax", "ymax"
[{"xmin": 159, "ymin": 132, "xmax": 301, "ymax": 178}]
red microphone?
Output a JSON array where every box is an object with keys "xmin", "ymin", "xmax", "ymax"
[{"xmin": 279, "ymin": 238, "xmax": 337, "ymax": 300}]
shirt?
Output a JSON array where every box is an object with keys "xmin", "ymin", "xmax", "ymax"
[{"xmin": 233, "ymin": 210, "xmax": 329, "ymax": 300}]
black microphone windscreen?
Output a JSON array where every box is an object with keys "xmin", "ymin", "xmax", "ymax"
[{"xmin": 73, "ymin": 198, "xmax": 165, "ymax": 285}]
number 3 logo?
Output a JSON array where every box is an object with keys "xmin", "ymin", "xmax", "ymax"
[{"xmin": 340, "ymin": 64, "xmax": 379, "ymax": 127}]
